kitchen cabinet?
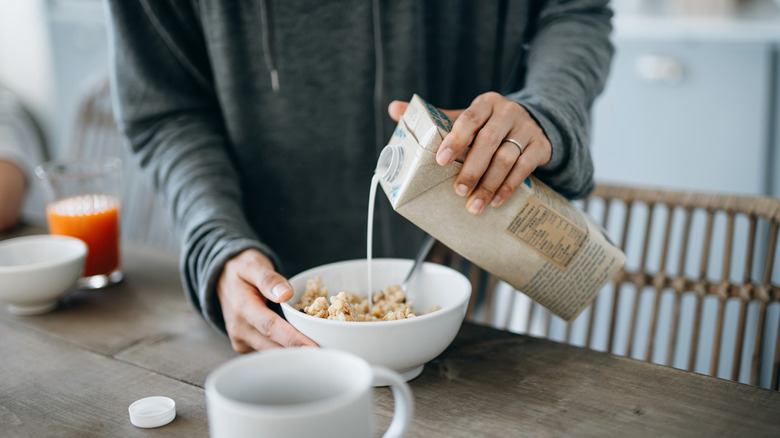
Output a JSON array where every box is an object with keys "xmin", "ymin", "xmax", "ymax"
[
  {"xmin": 590, "ymin": 8, "xmax": 780, "ymax": 196},
  {"xmin": 591, "ymin": 39, "xmax": 774, "ymax": 195}
]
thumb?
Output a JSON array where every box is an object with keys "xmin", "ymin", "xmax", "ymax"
[
  {"xmin": 388, "ymin": 101, "xmax": 408, "ymax": 122},
  {"xmin": 259, "ymin": 273, "xmax": 295, "ymax": 303}
]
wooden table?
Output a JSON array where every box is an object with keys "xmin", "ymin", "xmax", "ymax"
[{"xmin": 2, "ymin": 228, "xmax": 780, "ymax": 437}]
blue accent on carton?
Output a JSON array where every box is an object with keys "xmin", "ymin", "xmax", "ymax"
[{"xmin": 422, "ymin": 99, "xmax": 453, "ymax": 131}]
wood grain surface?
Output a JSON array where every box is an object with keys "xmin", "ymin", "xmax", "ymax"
[
  {"xmin": 1, "ymin": 227, "xmax": 779, "ymax": 437},
  {"xmin": 373, "ymin": 324, "xmax": 780, "ymax": 438}
]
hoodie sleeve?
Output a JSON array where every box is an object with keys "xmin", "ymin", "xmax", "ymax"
[
  {"xmin": 104, "ymin": 0, "xmax": 279, "ymax": 334},
  {"xmin": 506, "ymin": 0, "xmax": 614, "ymax": 200}
]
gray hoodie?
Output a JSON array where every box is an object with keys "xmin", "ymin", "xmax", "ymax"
[{"xmin": 104, "ymin": 0, "xmax": 613, "ymax": 333}]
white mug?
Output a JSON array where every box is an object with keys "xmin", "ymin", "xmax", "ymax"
[{"xmin": 205, "ymin": 347, "xmax": 414, "ymax": 438}]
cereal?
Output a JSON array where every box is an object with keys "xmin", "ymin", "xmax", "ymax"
[
  {"xmin": 293, "ymin": 276, "xmax": 439, "ymax": 321},
  {"xmin": 304, "ymin": 296, "xmax": 329, "ymax": 319},
  {"xmin": 327, "ymin": 292, "xmax": 358, "ymax": 321}
]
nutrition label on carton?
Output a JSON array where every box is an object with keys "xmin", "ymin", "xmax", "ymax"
[{"xmin": 505, "ymin": 195, "xmax": 588, "ymax": 271}]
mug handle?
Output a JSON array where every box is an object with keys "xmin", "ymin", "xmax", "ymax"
[{"xmin": 371, "ymin": 366, "xmax": 414, "ymax": 438}]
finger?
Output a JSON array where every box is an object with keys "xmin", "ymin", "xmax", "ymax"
[
  {"xmin": 436, "ymin": 97, "xmax": 494, "ymax": 167},
  {"xmin": 223, "ymin": 279, "xmax": 318, "ymax": 351},
  {"xmin": 242, "ymin": 297, "xmax": 318, "ymax": 349},
  {"xmin": 388, "ymin": 101, "xmax": 408, "ymax": 122},
  {"xmin": 230, "ymin": 314, "xmax": 313, "ymax": 353},
  {"xmin": 218, "ymin": 250, "xmax": 318, "ymax": 351},
  {"xmin": 236, "ymin": 260, "xmax": 294, "ymax": 303},
  {"xmin": 465, "ymin": 141, "xmax": 522, "ymax": 215},
  {"xmin": 219, "ymin": 279, "xmax": 286, "ymax": 353},
  {"xmin": 229, "ymin": 338, "xmax": 258, "ymax": 354},
  {"xmin": 227, "ymin": 318, "xmax": 284, "ymax": 353},
  {"xmin": 454, "ymin": 115, "xmax": 515, "ymax": 199},
  {"xmin": 490, "ymin": 140, "xmax": 548, "ymax": 208}
]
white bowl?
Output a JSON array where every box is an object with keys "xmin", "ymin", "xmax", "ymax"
[
  {"xmin": 281, "ymin": 258, "xmax": 471, "ymax": 383},
  {"xmin": 0, "ymin": 234, "xmax": 87, "ymax": 315}
]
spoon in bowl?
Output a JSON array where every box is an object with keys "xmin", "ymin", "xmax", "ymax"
[{"xmin": 401, "ymin": 234, "xmax": 437, "ymax": 294}]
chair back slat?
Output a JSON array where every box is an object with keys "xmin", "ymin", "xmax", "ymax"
[
  {"xmin": 764, "ymin": 223, "xmax": 778, "ymax": 285},
  {"xmin": 711, "ymin": 297, "xmax": 727, "ymax": 376},
  {"xmin": 733, "ymin": 300, "xmax": 749, "ymax": 382},
  {"xmin": 773, "ymin": 329, "xmax": 780, "ymax": 390},
  {"xmin": 634, "ymin": 202, "xmax": 658, "ymax": 361},
  {"xmin": 655, "ymin": 205, "xmax": 676, "ymax": 366},
  {"xmin": 680, "ymin": 210, "xmax": 714, "ymax": 370},
  {"xmin": 709, "ymin": 212, "xmax": 736, "ymax": 376},
  {"xmin": 668, "ymin": 207, "xmax": 692, "ymax": 368},
  {"xmin": 542, "ymin": 307, "xmax": 552, "ymax": 338},
  {"xmin": 761, "ymin": 223, "xmax": 780, "ymax": 390},
  {"xmin": 609, "ymin": 283, "xmax": 625, "ymax": 353},
  {"xmin": 525, "ymin": 301, "xmax": 536, "ymax": 335},
  {"xmin": 585, "ymin": 200, "xmax": 613, "ymax": 349},
  {"xmin": 645, "ymin": 284, "xmax": 663, "ymax": 363},
  {"xmin": 500, "ymin": 282, "xmax": 517, "ymax": 331},
  {"xmin": 606, "ymin": 200, "xmax": 634, "ymax": 353},
  {"xmin": 640, "ymin": 205, "xmax": 661, "ymax": 361},
  {"xmin": 668, "ymin": 292, "xmax": 683, "ymax": 368},
  {"xmin": 565, "ymin": 316, "xmax": 574, "ymax": 344},
  {"xmin": 688, "ymin": 294, "xmax": 706, "ymax": 371},
  {"xmin": 751, "ymin": 302, "xmax": 768, "ymax": 386},
  {"xmin": 699, "ymin": 211, "xmax": 716, "ymax": 286},
  {"xmin": 721, "ymin": 213, "xmax": 736, "ymax": 283}
]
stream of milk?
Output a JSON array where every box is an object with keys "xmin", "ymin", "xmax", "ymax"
[{"xmin": 366, "ymin": 173, "xmax": 381, "ymax": 309}]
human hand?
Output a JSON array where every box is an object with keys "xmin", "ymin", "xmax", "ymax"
[
  {"xmin": 388, "ymin": 92, "xmax": 551, "ymax": 215},
  {"xmin": 217, "ymin": 248, "xmax": 318, "ymax": 352},
  {"xmin": 0, "ymin": 160, "xmax": 26, "ymax": 231}
]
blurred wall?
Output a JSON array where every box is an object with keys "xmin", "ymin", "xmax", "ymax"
[
  {"xmin": 0, "ymin": 0, "xmax": 108, "ymax": 159},
  {"xmin": 45, "ymin": 0, "xmax": 109, "ymax": 158},
  {"xmin": 0, "ymin": 0, "xmax": 53, "ymax": 145}
]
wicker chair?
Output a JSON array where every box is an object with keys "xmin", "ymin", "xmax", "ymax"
[
  {"xmin": 431, "ymin": 183, "xmax": 780, "ymax": 391},
  {"xmin": 64, "ymin": 76, "xmax": 179, "ymax": 254}
]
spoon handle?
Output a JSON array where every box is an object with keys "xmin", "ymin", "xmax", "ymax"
[{"xmin": 402, "ymin": 234, "xmax": 436, "ymax": 291}]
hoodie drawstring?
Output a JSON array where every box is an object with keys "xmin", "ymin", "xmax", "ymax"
[{"xmin": 260, "ymin": 0, "xmax": 280, "ymax": 92}]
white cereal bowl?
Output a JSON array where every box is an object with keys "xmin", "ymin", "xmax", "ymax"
[
  {"xmin": 281, "ymin": 258, "xmax": 471, "ymax": 383},
  {"xmin": 0, "ymin": 234, "xmax": 87, "ymax": 315}
]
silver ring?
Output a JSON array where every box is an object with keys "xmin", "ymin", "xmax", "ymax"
[{"xmin": 503, "ymin": 138, "xmax": 524, "ymax": 154}]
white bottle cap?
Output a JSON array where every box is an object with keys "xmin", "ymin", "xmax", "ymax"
[
  {"xmin": 128, "ymin": 396, "xmax": 176, "ymax": 428},
  {"xmin": 376, "ymin": 144, "xmax": 404, "ymax": 183}
]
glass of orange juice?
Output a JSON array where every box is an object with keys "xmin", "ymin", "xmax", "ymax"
[{"xmin": 35, "ymin": 157, "xmax": 123, "ymax": 289}]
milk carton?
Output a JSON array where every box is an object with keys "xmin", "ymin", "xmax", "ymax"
[{"xmin": 376, "ymin": 94, "xmax": 625, "ymax": 322}]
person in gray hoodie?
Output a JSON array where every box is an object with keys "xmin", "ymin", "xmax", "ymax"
[{"xmin": 105, "ymin": 0, "xmax": 614, "ymax": 352}]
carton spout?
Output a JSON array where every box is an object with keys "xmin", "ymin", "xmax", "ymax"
[{"xmin": 376, "ymin": 144, "xmax": 404, "ymax": 184}]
